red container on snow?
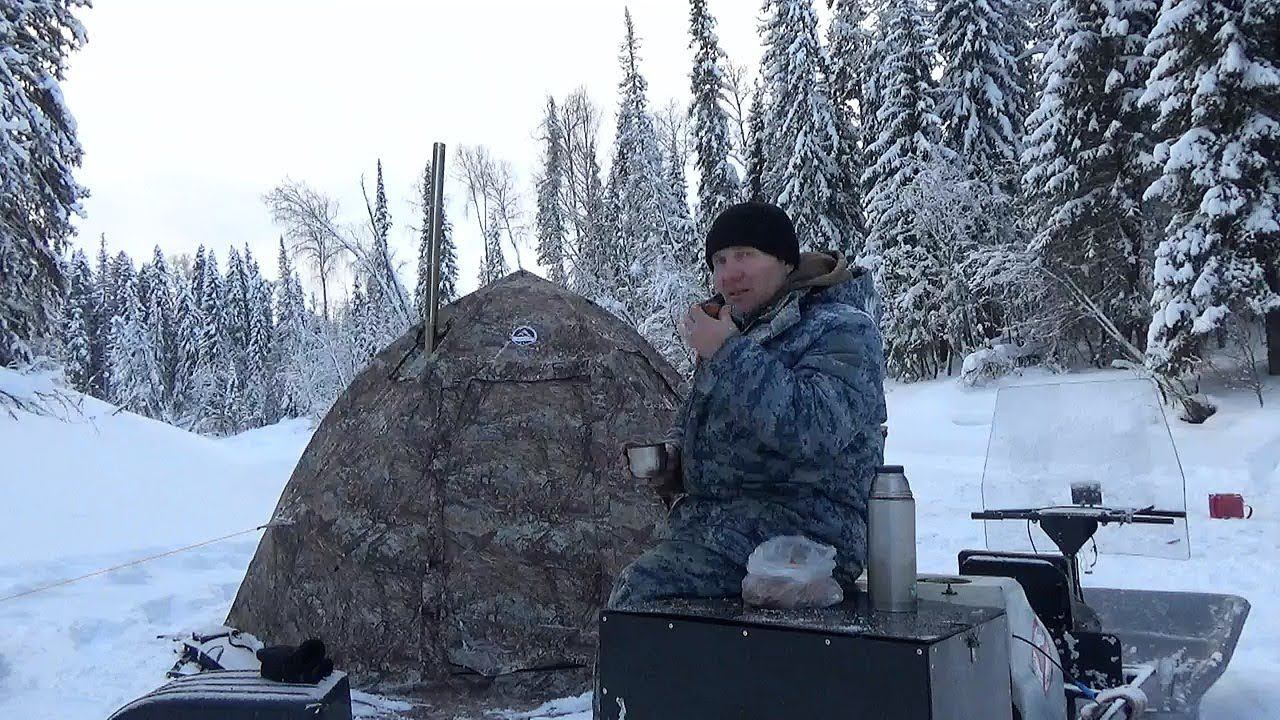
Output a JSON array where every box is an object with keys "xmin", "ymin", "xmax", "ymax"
[{"xmin": 1209, "ymin": 493, "xmax": 1253, "ymax": 519}]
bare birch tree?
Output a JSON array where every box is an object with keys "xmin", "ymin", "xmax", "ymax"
[
  {"xmin": 722, "ymin": 61, "xmax": 752, "ymax": 170},
  {"xmin": 264, "ymin": 181, "xmax": 346, "ymax": 321},
  {"xmin": 455, "ymin": 144, "xmax": 527, "ymax": 279}
]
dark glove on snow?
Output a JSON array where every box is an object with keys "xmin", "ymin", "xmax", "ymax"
[{"xmin": 257, "ymin": 638, "xmax": 334, "ymax": 683}]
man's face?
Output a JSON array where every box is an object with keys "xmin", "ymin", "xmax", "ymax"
[{"xmin": 711, "ymin": 246, "xmax": 792, "ymax": 315}]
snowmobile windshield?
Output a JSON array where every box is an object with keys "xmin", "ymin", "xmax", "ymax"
[{"xmin": 979, "ymin": 378, "xmax": 1190, "ymax": 560}]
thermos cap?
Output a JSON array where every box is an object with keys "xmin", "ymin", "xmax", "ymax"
[{"xmin": 871, "ymin": 465, "xmax": 913, "ymax": 498}]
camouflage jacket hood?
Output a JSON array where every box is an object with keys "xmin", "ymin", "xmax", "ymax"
[{"xmin": 663, "ymin": 250, "xmax": 888, "ymax": 582}]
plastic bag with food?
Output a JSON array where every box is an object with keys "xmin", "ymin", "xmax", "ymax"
[{"xmin": 741, "ymin": 535, "xmax": 844, "ymax": 609}]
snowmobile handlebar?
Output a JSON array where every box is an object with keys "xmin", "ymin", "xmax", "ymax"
[{"xmin": 971, "ymin": 506, "xmax": 1185, "ymax": 525}]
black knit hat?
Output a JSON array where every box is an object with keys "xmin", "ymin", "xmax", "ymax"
[{"xmin": 704, "ymin": 201, "xmax": 800, "ymax": 269}]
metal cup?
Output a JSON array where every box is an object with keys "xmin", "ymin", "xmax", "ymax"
[{"xmin": 625, "ymin": 443, "xmax": 668, "ymax": 479}]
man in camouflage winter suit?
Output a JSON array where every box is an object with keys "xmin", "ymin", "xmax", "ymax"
[{"xmin": 608, "ymin": 201, "xmax": 887, "ymax": 608}]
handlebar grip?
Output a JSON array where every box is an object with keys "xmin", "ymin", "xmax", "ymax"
[
  {"xmin": 971, "ymin": 510, "xmax": 1034, "ymax": 521},
  {"xmin": 1128, "ymin": 516, "xmax": 1176, "ymax": 525},
  {"xmin": 971, "ymin": 509, "xmax": 1040, "ymax": 520}
]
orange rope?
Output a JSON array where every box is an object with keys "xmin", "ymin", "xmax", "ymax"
[{"xmin": 0, "ymin": 522, "xmax": 282, "ymax": 604}]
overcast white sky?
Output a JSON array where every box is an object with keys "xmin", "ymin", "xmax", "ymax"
[{"xmin": 61, "ymin": 0, "xmax": 771, "ymax": 298}]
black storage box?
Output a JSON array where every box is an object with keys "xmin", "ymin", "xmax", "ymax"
[
  {"xmin": 107, "ymin": 669, "xmax": 351, "ymax": 720},
  {"xmin": 598, "ymin": 596, "xmax": 1012, "ymax": 720}
]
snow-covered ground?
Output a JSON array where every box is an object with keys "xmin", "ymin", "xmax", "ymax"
[
  {"xmin": 1, "ymin": 366, "xmax": 1275, "ymax": 719},
  {"xmin": 0, "ymin": 368, "xmax": 318, "ymax": 719}
]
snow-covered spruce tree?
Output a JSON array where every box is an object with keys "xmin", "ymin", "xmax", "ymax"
[
  {"xmin": 862, "ymin": 0, "xmax": 955, "ymax": 377},
  {"xmin": 638, "ymin": 149, "xmax": 703, "ymax": 370},
  {"xmin": 901, "ymin": 159, "xmax": 1010, "ymax": 373},
  {"xmin": 207, "ymin": 364, "xmax": 242, "ymax": 438},
  {"xmin": 245, "ymin": 248, "xmax": 275, "ymax": 425},
  {"xmin": 346, "ymin": 276, "xmax": 379, "ymax": 369},
  {"xmin": 88, "ymin": 236, "xmax": 111, "ymax": 395},
  {"xmin": 569, "ymin": 186, "xmax": 614, "ymax": 302},
  {"xmin": 744, "ymin": 82, "xmax": 767, "ymax": 202},
  {"xmin": 555, "ymin": 89, "xmax": 611, "ymax": 297},
  {"xmin": 139, "ymin": 246, "xmax": 178, "ymax": 420},
  {"xmin": 193, "ymin": 251, "xmax": 233, "ymax": 434},
  {"xmin": 278, "ymin": 277, "xmax": 322, "ymax": 418},
  {"xmin": 188, "ymin": 245, "xmax": 208, "ymax": 320},
  {"xmin": 107, "ymin": 277, "xmax": 163, "ymax": 418},
  {"xmin": 221, "ymin": 247, "xmax": 253, "ymax": 429},
  {"xmin": 0, "ymin": 0, "xmax": 89, "ymax": 366},
  {"xmin": 688, "ymin": 0, "xmax": 739, "ymax": 233},
  {"xmin": 223, "ymin": 248, "xmax": 249, "ymax": 354},
  {"xmin": 272, "ymin": 236, "xmax": 338, "ymax": 420},
  {"xmin": 61, "ymin": 248, "xmax": 94, "ymax": 392},
  {"xmin": 479, "ymin": 216, "xmax": 509, "ymax": 287},
  {"xmin": 107, "ymin": 251, "xmax": 137, "ymax": 310},
  {"xmin": 272, "ymin": 238, "xmax": 301, "ymax": 417},
  {"xmin": 143, "ymin": 284, "xmax": 172, "ymax": 420},
  {"xmin": 825, "ymin": 0, "xmax": 871, "ymax": 245},
  {"xmin": 936, "ymin": 0, "xmax": 1027, "ymax": 181},
  {"xmin": 636, "ymin": 254, "xmax": 706, "ymax": 377},
  {"xmin": 1021, "ymin": 0, "xmax": 1160, "ymax": 365},
  {"xmin": 1021, "ymin": 0, "xmax": 1057, "ymax": 59},
  {"xmin": 827, "ymin": 0, "xmax": 873, "ymax": 135},
  {"xmin": 1142, "ymin": 0, "xmax": 1280, "ymax": 380},
  {"xmin": 358, "ymin": 159, "xmax": 415, "ymax": 353},
  {"xmin": 169, "ymin": 268, "xmax": 202, "ymax": 426},
  {"xmin": 434, "ymin": 204, "xmax": 458, "ymax": 303},
  {"xmin": 603, "ymin": 10, "xmax": 697, "ymax": 318},
  {"xmin": 759, "ymin": 0, "xmax": 856, "ymax": 256},
  {"xmin": 601, "ymin": 10, "xmax": 656, "ymax": 306},
  {"xmin": 647, "ymin": 189, "xmax": 703, "ymax": 370},
  {"xmin": 1009, "ymin": 0, "xmax": 1044, "ymax": 132},
  {"xmin": 414, "ymin": 178, "xmax": 434, "ymax": 320},
  {"xmin": 414, "ymin": 158, "xmax": 458, "ymax": 320},
  {"xmin": 934, "ymin": 0, "xmax": 1032, "ymax": 349},
  {"xmin": 857, "ymin": 6, "xmax": 895, "ymax": 203},
  {"xmin": 165, "ymin": 244, "xmax": 209, "ymax": 425},
  {"xmin": 367, "ymin": 160, "xmax": 391, "ymax": 312},
  {"xmin": 535, "ymin": 96, "xmax": 569, "ymax": 286},
  {"xmin": 594, "ymin": 11, "xmax": 703, "ymax": 370},
  {"xmin": 664, "ymin": 140, "xmax": 701, "ymax": 274}
]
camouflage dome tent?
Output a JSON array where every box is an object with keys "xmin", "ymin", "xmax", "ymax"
[{"xmin": 227, "ymin": 272, "xmax": 679, "ymax": 699}]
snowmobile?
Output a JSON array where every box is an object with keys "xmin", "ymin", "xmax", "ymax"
[{"xmin": 597, "ymin": 378, "xmax": 1250, "ymax": 720}]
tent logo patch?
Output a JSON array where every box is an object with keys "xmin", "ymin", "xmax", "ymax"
[{"xmin": 510, "ymin": 326, "xmax": 538, "ymax": 346}]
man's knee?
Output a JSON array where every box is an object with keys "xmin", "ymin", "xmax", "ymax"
[
  {"xmin": 608, "ymin": 546, "xmax": 682, "ymax": 609},
  {"xmin": 607, "ymin": 561, "xmax": 653, "ymax": 609},
  {"xmin": 607, "ymin": 541, "xmax": 744, "ymax": 609}
]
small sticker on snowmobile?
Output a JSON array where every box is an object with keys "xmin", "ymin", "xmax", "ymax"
[
  {"xmin": 511, "ymin": 326, "xmax": 538, "ymax": 346},
  {"xmin": 1032, "ymin": 623, "xmax": 1054, "ymax": 694}
]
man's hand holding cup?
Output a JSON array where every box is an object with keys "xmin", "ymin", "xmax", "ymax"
[{"xmin": 623, "ymin": 441, "xmax": 684, "ymax": 506}]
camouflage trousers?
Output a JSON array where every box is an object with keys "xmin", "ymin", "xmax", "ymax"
[{"xmin": 606, "ymin": 539, "xmax": 746, "ymax": 609}]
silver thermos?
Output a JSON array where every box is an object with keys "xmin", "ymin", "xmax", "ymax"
[{"xmin": 868, "ymin": 464, "xmax": 918, "ymax": 612}]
